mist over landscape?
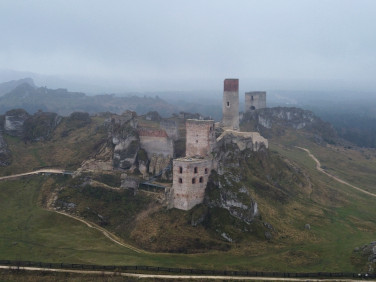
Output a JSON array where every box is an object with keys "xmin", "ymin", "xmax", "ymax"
[{"xmin": 0, "ymin": 0, "xmax": 376, "ymax": 279}]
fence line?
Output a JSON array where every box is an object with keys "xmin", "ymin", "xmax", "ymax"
[{"xmin": 0, "ymin": 260, "xmax": 374, "ymax": 279}]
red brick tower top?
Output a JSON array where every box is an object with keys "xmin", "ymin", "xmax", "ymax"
[{"xmin": 224, "ymin": 79, "xmax": 239, "ymax": 92}]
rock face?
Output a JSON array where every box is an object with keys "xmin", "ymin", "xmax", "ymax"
[
  {"xmin": 354, "ymin": 241, "xmax": 376, "ymax": 273},
  {"xmin": 242, "ymin": 107, "xmax": 337, "ymax": 143},
  {"xmin": 111, "ymin": 123, "xmax": 140, "ymax": 170},
  {"xmin": 23, "ymin": 111, "xmax": 62, "ymax": 141},
  {"xmin": 204, "ymin": 134, "xmax": 267, "ymax": 224},
  {"xmin": 148, "ymin": 154, "xmax": 171, "ymax": 177},
  {"xmin": 0, "ymin": 133, "xmax": 11, "ymax": 166},
  {"xmin": 206, "ymin": 171, "xmax": 258, "ymax": 224},
  {"xmin": 216, "ymin": 129, "xmax": 268, "ymax": 153},
  {"xmin": 4, "ymin": 109, "xmax": 30, "ymax": 137}
]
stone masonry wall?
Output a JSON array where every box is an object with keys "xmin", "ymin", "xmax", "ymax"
[
  {"xmin": 222, "ymin": 79, "xmax": 239, "ymax": 130},
  {"xmin": 138, "ymin": 129, "xmax": 174, "ymax": 158},
  {"xmin": 172, "ymin": 158, "xmax": 212, "ymax": 210},
  {"xmin": 160, "ymin": 119, "xmax": 179, "ymax": 140},
  {"xmin": 245, "ymin": 91, "xmax": 266, "ymax": 112},
  {"xmin": 186, "ymin": 119, "xmax": 216, "ymax": 158}
]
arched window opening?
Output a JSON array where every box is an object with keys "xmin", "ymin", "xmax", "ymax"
[
  {"xmin": 199, "ymin": 177, "xmax": 204, "ymax": 183},
  {"xmin": 179, "ymin": 178, "xmax": 183, "ymax": 183},
  {"xmin": 179, "ymin": 167, "xmax": 183, "ymax": 173},
  {"xmin": 194, "ymin": 167, "xmax": 198, "ymax": 173},
  {"xmin": 192, "ymin": 178, "xmax": 196, "ymax": 184}
]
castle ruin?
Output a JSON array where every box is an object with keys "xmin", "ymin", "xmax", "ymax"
[
  {"xmin": 171, "ymin": 79, "xmax": 268, "ymax": 210},
  {"xmin": 172, "ymin": 119, "xmax": 214, "ymax": 210}
]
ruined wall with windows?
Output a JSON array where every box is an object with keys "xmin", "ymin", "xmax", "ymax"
[
  {"xmin": 172, "ymin": 158, "xmax": 211, "ymax": 210},
  {"xmin": 245, "ymin": 91, "xmax": 266, "ymax": 112}
]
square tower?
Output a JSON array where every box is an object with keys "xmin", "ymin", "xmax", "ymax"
[
  {"xmin": 222, "ymin": 79, "xmax": 239, "ymax": 130},
  {"xmin": 245, "ymin": 91, "xmax": 266, "ymax": 112},
  {"xmin": 185, "ymin": 119, "xmax": 215, "ymax": 158},
  {"xmin": 172, "ymin": 158, "xmax": 211, "ymax": 210}
]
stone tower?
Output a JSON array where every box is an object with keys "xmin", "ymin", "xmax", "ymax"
[
  {"xmin": 222, "ymin": 79, "xmax": 239, "ymax": 130},
  {"xmin": 245, "ymin": 91, "xmax": 266, "ymax": 112},
  {"xmin": 185, "ymin": 119, "xmax": 215, "ymax": 158}
]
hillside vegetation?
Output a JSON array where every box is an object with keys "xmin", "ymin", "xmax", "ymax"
[{"xmin": 0, "ymin": 107, "xmax": 375, "ymax": 273}]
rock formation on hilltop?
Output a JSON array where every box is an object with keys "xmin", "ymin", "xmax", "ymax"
[
  {"xmin": 4, "ymin": 109, "xmax": 30, "ymax": 137},
  {"xmin": 241, "ymin": 107, "xmax": 337, "ymax": 144},
  {"xmin": 0, "ymin": 133, "xmax": 11, "ymax": 166}
]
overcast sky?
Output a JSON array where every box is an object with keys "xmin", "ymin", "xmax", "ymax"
[{"xmin": 0, "ymin": 0, "xmax": 375, "ymax": 93}]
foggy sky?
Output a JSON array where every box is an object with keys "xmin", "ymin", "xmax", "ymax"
[{"xmin": 0, "ymin": 0, "xmax": 375, "ymax": 93}]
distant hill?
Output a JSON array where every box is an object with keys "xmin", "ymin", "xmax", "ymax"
[
  {"xmin": 0, "ymin": 78, "xmax": 35, "ymax": 96},
  {"xmin": 0, "ymin": 82, "xmax": 178, "ymax": 117}
]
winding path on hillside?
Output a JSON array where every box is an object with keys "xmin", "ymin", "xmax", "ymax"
[
  {"xmin": 296, "ymin": 147, "xmax": 376, "ymax": 198},
  {"xmin": 0, "ymin": 168, "xmax": 145, "ymax": 253},
  {"xmin": 52, "ymin": 210, "xmax": 144, "ymax": 254},
  {"xmin": 0, "ymin": 169, "xmax": 69, "ymax": 181}
]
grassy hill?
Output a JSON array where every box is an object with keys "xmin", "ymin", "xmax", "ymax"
[
  {"xmin": 0, "ymin": 110, "xmax": 375, "ymax": 273},
  {"xmin": 0, "ymin": 115, "xmax": 107, "ymax": 176}
]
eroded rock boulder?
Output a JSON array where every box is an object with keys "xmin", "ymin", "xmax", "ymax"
[{"xmin": 4, "ymin": 109, "xmax": 30, "ymax": 137}]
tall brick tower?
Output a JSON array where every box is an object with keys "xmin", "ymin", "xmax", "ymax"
[{"xmin": 222, "ymin": 78, "xmax": 239, "ymax": 130}]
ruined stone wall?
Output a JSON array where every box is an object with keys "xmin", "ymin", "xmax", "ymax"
[
  {"xmin": 160, "ymin": 119, "xmax": 179, "ymax": 140},
  {"xmin": 172, "ymin": 158, "xmax": 212, "ymax": 210},
  {"xmin": 216, "ymin": 129, "xmax": 268, "ymax": 151},
  {"xmin": 222, "ymin": 79, "xmax": 239, "ymax": 130},
  {"xmin": 186, "ymin": 119, "xmax": 215, "ymax": 158},
  {"xmin": 245, "ymin": 91, "xmax": 266, "ymax": 112},
  {"xmin": 138, "ymin": 129, "xmax": 174, "ymax": 158}
]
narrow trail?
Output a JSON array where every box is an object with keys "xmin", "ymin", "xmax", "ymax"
[
  {"xmin": 296, "ymin": 147, "xmax": 376, "ymax": 198},
  {"xmin": 0, "ymin": 169, "xmax": 67, "ymax": 181},
  {"xmin": 0, "ymin": 168, "xmax": 145, "ymax": 254},
  {"xmin": 0, "ymin": 266, "xmax": 365, "ymax": 281},
  {"xmin": 52, "ymin": 210, "xmax": 145, "ymax": 254}
]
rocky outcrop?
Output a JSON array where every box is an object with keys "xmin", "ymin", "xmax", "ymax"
[
  {"xmin": 23, "ymin": 111, "xmax": 62, "ymax": 141},
  {"xmin": 113, "ymin": 134, "xmax": 139, "ymax": 170},
  {"xmin": 216, "ymin": 129, "xmax": 268, "ymax": 153},
  {"xmin": 0, "ymin": 133, "xmax": 11, "ymax": 166},
  {"xmin": 4, "ymin": 109, "xmax": 30, "ymax": 137},
  {"xmin": 241, "ymin": 107, "xmax": 337, "ymax": 144},
  {"xmin": 354, "ymin": 241, "xmax": 376, "ymax": 273},
  {"xmin": 205, "ymin": 135, "xmax": 266, "ymax": 224},
  {"xmin": 148, "ymin": 153, "xmax": 172, "ymax": 179},
  {"xmin": 205, "ymin": 171, "xmax": 258, "ymax": 224}
]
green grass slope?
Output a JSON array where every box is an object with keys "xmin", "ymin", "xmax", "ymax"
[{"xmin": 1, "ymin": 116, "xmax": 107, "ymax": 176}]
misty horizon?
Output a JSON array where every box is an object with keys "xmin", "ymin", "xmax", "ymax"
[{"xmin": 1, "ymin": 0, "xmax": 375, "ymax": 94}]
